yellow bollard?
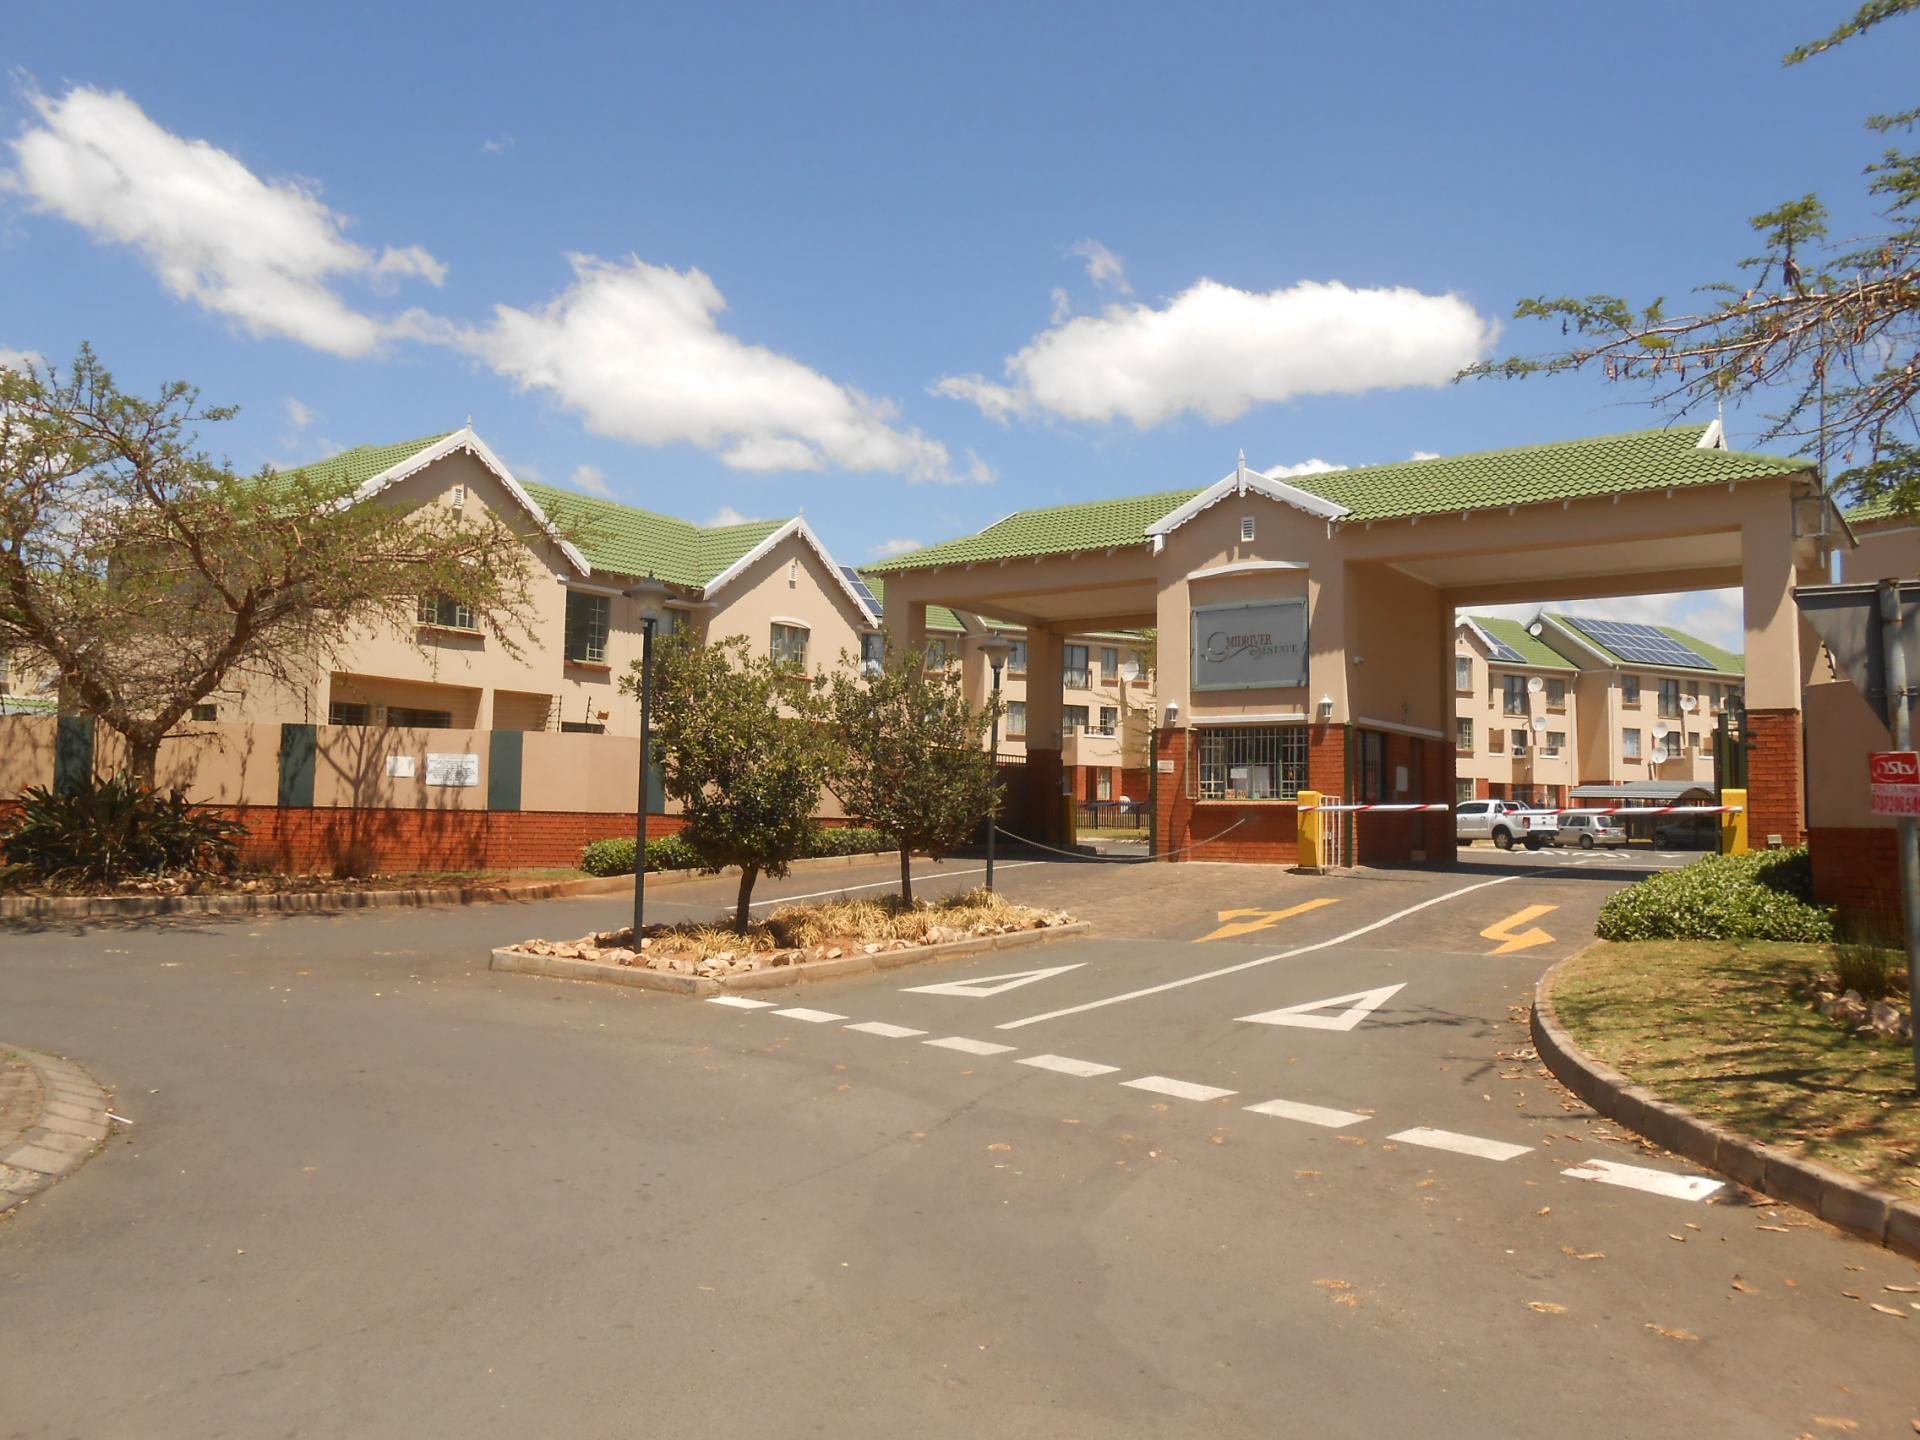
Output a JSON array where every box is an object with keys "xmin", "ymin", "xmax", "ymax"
[
  {"xmin": 1720, "ymin": 787, "xmax": 1749, "ymax": 856},
  {"xmin": 1298, "ymin": 789, "xmax": 1323, "ymax": 870},
  {"xmin": 1060, "ymin": 793, "xmax": 1077, "ymax": 848}
]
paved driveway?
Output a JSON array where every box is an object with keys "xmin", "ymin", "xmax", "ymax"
[{"xmin": 2, "ymin": 853, "xmax": 1914, "ymax": 1437}]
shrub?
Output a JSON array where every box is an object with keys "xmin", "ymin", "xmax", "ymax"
[
  {"xmin": 808, "ymin": 826, "xmax": 889, "ymax": 858},
  {"xmin": 332, "ymin": 838, "xmax": 379, "ymax": 880},
  {"xmin": 0, "ymin": 776, "xmax": 245, "ymax": 884},
  {"xmin": 1595, "ymin": 846, "xmax": 1835, "ymax": 943},
  {"xmin": 579, "ymin": 833, "xmax": 704, "ymax": 877}
]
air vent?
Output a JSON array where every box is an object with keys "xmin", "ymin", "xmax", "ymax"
[{"xmin": 1240, "ymin": 515, "xmax": 1255, "ymax": 542}]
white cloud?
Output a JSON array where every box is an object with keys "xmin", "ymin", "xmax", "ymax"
[
  {"xmin": 1411, "ymin": 449, "xmax": 1441, "ymax": 461},
  {"xmin": 284, "ymin": 397, "xmax": 317, "ymax": 430},
  {"xmin": 964, "ymin": 450, "xmax": 997, "ymax": 485},
  {"xmin": 1068, "ymin": 238, "xmax": 1131, "ymax": 294},
  {"xmin": 1465, "ymin": 589, "xmax": 1744, "ymax": 653},
  {"xmin": 0, "ymin": 346, "xmax": 44, "ymax": 373},
  {"xmin": 571, "ymin": 462, "xmax": 611, "ymax": 497},
  {"xmin": 4, "ymin": 85, "xmax": 446, "ymax": 357},
  {"xmin": 1266, "ymin": 458, "xmax": 1345, "ymax": 478},
  {"xmin": 707, "ymin": 504, "xmax": 767, "ymax": 527},
  {"xmin": 458, "ymin": 253, "xmax": 960, "ymax": 481},
  {"xmin": 934, "ymin": 278, "xmax": 1495, "ymax": 429},
  {"xmin": 480, "ymin": 135, "xmax": 515, "ymax": 155},
  {"xmin": 871, "ymin": 537, "xmax": 923, "ymax": 557}
]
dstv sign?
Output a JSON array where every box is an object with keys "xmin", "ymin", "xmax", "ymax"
[
  {"xmin": 1870, "ymin": 750, "xmax": 1920, "ymax": 815},
  {"xmin": 1191, "ymin": 599, "xmax": 1309, "ymax": 691}
]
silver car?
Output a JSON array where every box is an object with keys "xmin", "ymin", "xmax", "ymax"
[{"xmin": 1554, "ymin": 813, "xmax": 1628, "ymax": 849}]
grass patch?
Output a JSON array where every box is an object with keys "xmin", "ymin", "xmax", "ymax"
[
  {"xmin": 1553, "ymin": 940, "xmax": 1920, "ymax": 1193},
  {"xmin": 1077, "ymin": 827, "xmax": 1150, "ymax": 841}
]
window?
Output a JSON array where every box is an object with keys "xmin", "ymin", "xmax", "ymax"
[
  {"xmin": 1710, "ymin": 683, "xmax": 1722, "ymax": 711},
  {"xmin": 417, "ymin": 595, "xmax": 475, "ymax": 631},
  {"xmin": 1546, "ymin": 679, "xmax": 1566, "ymax": 710},
  {"xmin": 1490, "ymin": 727, "xmax": 1504, "ymax": 753},
  {"xmin": 191, "ymin": 703, "xmax": 218, "ymax": 722},
  {"xmin": 860, "ymin": 633, "xmax": 885, "ymax": 676},
  {"xmin": 329, "ymin": 701, "xmax": 371, "ymax": 726},
  {"xmin": 1455, "ymin": 777, "xmax": 1475, "ymax": 803},
  {"xmin": 564, "ymin": 591, "xmax": 610, "ymax": 664},
  {"xmin": 1198, "ymin": 725, "xmax": 1309, "ymax": 800},
  {"xmin": 1510, "ymin": 727, "xmax": 1529, "ymax": 755},
  {"xmin": 388, "ymin": 706, "xmax": 453, "ymax": 729},
  {"xmin": 1008, "ymin": 639, "xmax": 1028, "ymax": 674},
  {"xmin": 1546, "ymin": 730, "xmax": 1565, "ymax": 757},
  {"xmin": 1100, "ymin": 646, "xmax": 1119, "ymax": 680},
  {"xmin": 1063, "ymin": 644, "xmax": 1090, "ymax": 690},
  {"xmin": 1456, "ymin": 717, "xmax": 1473, "ymax": 751},
  {"xmin": 560, "ymin": 721, "xmax": 605, "ymax": 735},
  {"xmin": 1006, "ymin": 701, "xmax": 1027, "ymax": 737},
  {"xmin": 1063, "ymin": 704, "xmax": 1090, "ymax": 733},
  {"xmin": 925, "ymin": 638, "xmax": 950, "ymax": 670},
  {"xmin": 1455, "ymin": 655, "xmax": 1473, "ymax": 691},
  {"xmin": 1096, "ymin": 770, "xmax": 1113, "ymax": 801},
  {"xmin": 666, "ymin": 608, "xmax": 693, "ymax": 638},
  {"xmin": 1658, "ymin": 678, "xmax": 1681, "ymax": 718},
  {"xmin": 1098, "ymin": 705, "xmax": 1119, "ymax": 735},
  {"xmin": 1661, "ymin": 731, "xmax": 1683, "ymax": 759},
  {"xmin": 1240, "ymin": 515, "xmax": 1256, "ymax": 542},
  {"xmin": 771, "ymin": 623, "xmax": 809, "ymax": 671},
  {"xmin": 1622, "ymin": 728, "xmax": 1642, "ymax": 759},
  {"xmin": 1503, "ymin": 675, "xmax": 1528, "ymax": 716},
  {"xmin": 1621, "ymin": 674, "xmax": 1641, "ymax": 705},
  {"xmin": 1358, "ymin": 731, "xmax": 1387, "ymax": 801},
  {"xmin": 1690, "ymin": 730, "xmax": 1704, "ymax": 752}
]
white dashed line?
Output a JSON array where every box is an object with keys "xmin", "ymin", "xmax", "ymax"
[
  {"xmin": 1243, "ymin": 1098, "xmax": 1369, "ymax": 1129},
  {"xmin": 846, "ymin": 1021, "xmax": 926, "ymax": 1038},
  {"xmin": 925, "ymin": 1036, "xmax": 1016, "ymax": 1055},
  {"xmin": 1561, "ymin": 1158, "xmax": 1724, "ymax": 1202},
  {"xmin": 774, "ymin": 1008, "xmax": 847, "ymax": 1023},
  {"xmin": 1018, "ymin": 1054, "xmax": 1120, "ymax": 1078},
  {"xmin": 1122, "ymin": 1075, "xmax": 1236, "ymax": 1102},
  {"xmin": 1388, "ymin": 1127, "xmax": 1532, "ymax": 1161},
  {"xmin": 707, "ymin": 996, "xmax": 778, "ymax": 1009}
]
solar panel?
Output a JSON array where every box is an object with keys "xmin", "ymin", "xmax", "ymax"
[
  {"xmin": 1471, "ymin": 622, "xmax": 1525, "ymax": 664},
  {"xmin": 1564, "ymin": 616, "xmax": 1711, "ymax": 670},
  {"xmin": 841, "ymin": 566, "xmax": 882, "ymax": 617}
]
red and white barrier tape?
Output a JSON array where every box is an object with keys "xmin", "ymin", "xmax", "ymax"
[
  {"xmin": 1299, "ymin": 803, "xmax": 1452, "ymax": 813},
  {"xmin": 1296, "ymin": 803, "xmax": 1742, "ymax": 817}
]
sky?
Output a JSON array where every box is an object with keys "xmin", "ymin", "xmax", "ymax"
[{"xmin": 3, "ymin": 1, "xmax": 1911, "ymax": 651}]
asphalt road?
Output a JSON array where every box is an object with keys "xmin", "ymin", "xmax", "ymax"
[{"xmin": 3, "ymin": 849, "xmax": 1916, "ymax": 1437}]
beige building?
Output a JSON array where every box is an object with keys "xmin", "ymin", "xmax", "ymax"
[
  {"xmin": 1454, "ymin": 611, "xmax": 1744, "ymax": 804},
  {"xmin": 218, "ymin": 427, "xmax": 880, "ymax": 734}
]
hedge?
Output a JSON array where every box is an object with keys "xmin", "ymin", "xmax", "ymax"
[
  {"xmin": 1593, "ymin": 846, "xmax": 1836, "ymax": 943},
  {"xmin": 579, "ymin": 826, "xmax": 893, "ymax": 878}
]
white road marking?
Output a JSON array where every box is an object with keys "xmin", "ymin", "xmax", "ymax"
[
  {"xmin": 1122, "ymin": 1075, "xmax": 1236, "ymax": 1102},
  {"xmin": 1243, "ymin": 1098, "xmax": 1369, "ymax": 1129},
  {"xmin": 1561, "ymin": 1158, "xmax": 1724, "ymax": 1202},
  {"xmin": 925, "ymin": 1036, "xmax": 1016, "ymax": 1055},
  {"xmin": 1237, "ymin": 982, "xmax": 1407, "ymax": 1032},
  {"xmin": 845, "ymin": 1021, "xmax": 926, "ymax": 1038},
  {"xmin": 902, "ymin": 963, "xmax": 1085, "ymax": 997},
  {"xmin": 997, "ymin": 874, "xmax": 1520, "ymax": 1030},
  {"xmin": 707, "ymin": 996, "xmax": 778, "ymax": 1010},
  {"xmin": 1018, "ymin": 1054, "xmax": 1119, "ymax": 1078},
  {"xmin": 774, "ymin": 1007, "xmax": 847, "ymax": 1023},
  {"xmin": 744, "ymin": 861, "xmax": 1043, "ymax": 910},
  {"xmin": 1389, "ymin": 1127, "xmax": 1532, "ymax": 1161}
]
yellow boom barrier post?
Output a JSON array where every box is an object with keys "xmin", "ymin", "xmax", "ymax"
[
  {"xmin": 1720, "ymin": 788, "xmax": 1749, "ymax": 856},
  {"xmin": 1298, "ymin": 789, "xmax": 1323, "ymax": 871}
]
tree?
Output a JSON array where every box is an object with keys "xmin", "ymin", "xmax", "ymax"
[
  {"xmin": 631, "ymin": 632, "xmax": 839, "ymax": 931},
  {"xmin": 1466, "ymin": 2, "xmax": 1920, "ymax": 515},
  {"xmin": 0, "ymin": 346, "xmax": 545, "ymax": 784},
  {"xmin": 825, "ymin": 649, "xmax": 1000, "ymax": 906}
]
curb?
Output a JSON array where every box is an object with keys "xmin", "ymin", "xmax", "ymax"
[
  {"xmin": 0, "ymin": 849, "xmax": 909, "ymax": 923},
  {"xmin": 1531, "ymin": 958, "xmax": 1920, "ymax": 1261},
  {"xmin": 490, "ymin": 920, "xmax": 1092, "ymax": 997},
  {"xmin": 0, "ymin": 1046, "xmax": 112, "ymax": 1216}
]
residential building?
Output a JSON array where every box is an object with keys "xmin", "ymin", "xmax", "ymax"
[{"xmin": 1452, "ymin": 617, "xmax": 1580, "ymax": 808}]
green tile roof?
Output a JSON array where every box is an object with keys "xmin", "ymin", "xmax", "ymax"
[
  {"xmin": 273, "ymin": 433, "xmax": 455, "ymax": 492},
  {"xmin": 860, "ymin": 574, "xmax": 967, "ymax": 632},
  {"xmin": 1544, "ymin": 613, "xmax": 1745, "ymax": 676},
  {"xmin": 1844, "ymin": 489, "xmax": 1907, "ymax": 524},
  {"xmin": 1463, "ymin": 616, "xmax": 1577, "ymax": 671},
  {"xmin": 868, "ymin": 426, "xmax": 1812, "ymax": 571},
  {"xmin": 523, "ymin": 481, "xmax": 789, "ymax": 587}
]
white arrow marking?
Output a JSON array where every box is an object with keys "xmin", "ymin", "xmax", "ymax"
[
  {"xmin": 1561, "ymin": 1158, "xmax": 1724, "ymax": 1201},
  {"xmin": 1237, "ymin": 983, "xmax": 1407, "ymax": 1032},
  {"xmin": 902, "ymin": 963, "xmax": 1085, "ymax": 998}
]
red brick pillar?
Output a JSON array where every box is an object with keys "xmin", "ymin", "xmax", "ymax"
[
  {"xmin": 1308, "ymin": 722, "xmax": 1347, "ymax": 864},
  {"xmin": 1745, "ymin": 707, "xmax": 1806, "ymax": 846},
  {"xmin": 1025, "ymin": 748, "xmax": 1065, "ymax": 845},
  {"xmin": 1154, "ymin": 729, "xmax": 1192, "ymax": 862}
]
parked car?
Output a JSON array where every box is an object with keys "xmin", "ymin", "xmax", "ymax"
[
  {"xmin": 1553, "ymin": 813, "xmax": 1628, "ymax": 849},
  {"xmin": 1456, "ymin": 799, "xmax": 1548, "ymax": 851},
  {"xmin": 1650, "ymin": 812, "xmax": 1719, "ymax": 850}
]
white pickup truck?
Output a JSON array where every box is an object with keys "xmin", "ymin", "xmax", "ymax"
[{"xmin": 1455, "ymin": 798, "xmax": 1548, "ymax": 851}]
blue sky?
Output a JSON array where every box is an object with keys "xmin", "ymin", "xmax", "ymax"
[{"xmin": 3, "ymin": 2, "xmax": 1909, "ymax": 648}]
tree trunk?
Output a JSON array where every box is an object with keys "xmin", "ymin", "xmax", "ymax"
[
  {"xmin": 899, "ymin": 845, "xmax": 913, "ymax": 908},
  {"xmin": 126, "ymin": 731, "xmax": 162, "ymax": 790},
  {"xmin": 734, "ymin": 864, "xmax": 759, "ymax": 933}
]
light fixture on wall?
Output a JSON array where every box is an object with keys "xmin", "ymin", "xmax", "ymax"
[
  {"xmin": 1163, "ymin": 701, "xmax": 1180, "ymax": 725},
  {"xmin": 1317, "ymin": 694, "xmax": 1334, "ymax": 722}
]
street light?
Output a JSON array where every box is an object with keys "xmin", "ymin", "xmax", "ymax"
[
  {"xmin": 625, "ymin": 574, "xmax": 671, "ymax": 941},
  {"xmin": 978, "ymin": 635, "xmax": 1015, "ymax": 891}
]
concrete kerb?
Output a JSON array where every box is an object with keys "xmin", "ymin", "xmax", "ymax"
[
  {"xmin": 490, "ymin": 920, "xmax": 1093, "ymax": 997},
  {"xmin": 1531, "ymin": 958, "xmax": 1920, "ymax": 1262},
  {"xmin": 0, "ymin": 1046, "xmax": 112, "ymax": 1216},
  {"xmin": 0, "ymin": 849, "xmax": 913, "ymax": 922}
]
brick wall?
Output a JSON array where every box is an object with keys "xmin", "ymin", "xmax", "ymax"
[
  {"xmin": 1745, "ymin": 707, "xmax": 1806, "ymax": 846},
  {"xmin": 226, "ymin": 807, "xmax": 687, "ymax": 873},
  {"xmin": 1810, "ymin": 826, "xmax": 1903, "ymax": 940},
  {"xmin": 1152, "ymin": 727, "xmax": 1303, "ymax": 864}
]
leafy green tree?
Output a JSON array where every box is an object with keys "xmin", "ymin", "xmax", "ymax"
[
  {"xmin": 0, "ymin": 346, "xmax": 544, "ymax": 785},
  {"xmin": 1466, "ymin": 2, "xmax": 1920, "ymax": 514},
  {"xmin": 630, "ymin": 632, "xmax": 839, "ymax": 931},
  {"xmin": 825, "ymin": 649, "xmax": 1000, "ymax": 906}
]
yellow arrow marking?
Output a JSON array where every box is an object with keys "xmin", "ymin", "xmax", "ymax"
[
  {"xmin": 1197, "ymin": 896, "xmax": 1340, "ymax": 943},
  {"xmin": 1480, "ymin": 904, "xmax": 1559, "ymax": 955}
]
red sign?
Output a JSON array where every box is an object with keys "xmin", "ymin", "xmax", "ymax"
[{"xmin": 1871, "ymin": 751, "xmax": 1920, "ymax": 816}]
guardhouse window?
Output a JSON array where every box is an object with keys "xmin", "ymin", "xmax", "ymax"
[{"xmin": 1197, "ymin": 725, "xmax": 1308, "ymax": 800}]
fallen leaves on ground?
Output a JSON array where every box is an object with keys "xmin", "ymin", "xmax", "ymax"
[
  {"xmin": 1870, "ymin": 1303, "xmax": 1908, "ymax": 1318},
  {"xmin": 1644, "ymin": 1323, "xmax": 1700, "ymax": 1341},
  {"xmin": 1312, "ymin": 1279, "xmax": 1352, "ymax": 1289},
  {"xmin": 1560, "ymin": 1246, "xmax": 1605, "ymax": 1262},
  {"xmin": 1527, "ymin": 1301, "xmax": 1567, "ymax": 1314}
]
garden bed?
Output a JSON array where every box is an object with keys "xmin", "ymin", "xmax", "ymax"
[{"xmin": 493, "ymin": 889, "xmax": 1085, "ymax": 995}]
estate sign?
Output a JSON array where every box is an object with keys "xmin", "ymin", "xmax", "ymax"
[
  {"xmin": 1191, "ymin": 599, "xmax": 1309, "ymax": 691},
  {"xmin": 425, "ymin": 752, "xmax": 481, "ymax": 787},
  {"xmin": 1870, "ymin": 750, "xmax": 1920, "ymax": 816}
]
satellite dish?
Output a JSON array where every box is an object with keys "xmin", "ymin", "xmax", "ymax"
[
  {"xmin": 1531, "ymin": 716, "xmax": 1548, "ymax": 731},
  {"xmin": 1652, "ymin": 721, "xmax": 1670, "ymax": 740},
  {"xmin": 1527, "ymin": 622, "xmax": 1545, "ymax": 637},
  {"xmin": 1680, "ymin": 695, "xmax": 1697, "ymax": 713},
  {"xmin": 1527, "ymin": 676, "xmax": 1544, "ymax": 694}
]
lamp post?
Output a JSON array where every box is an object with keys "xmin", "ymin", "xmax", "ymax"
[
  {"xmin": 978, "ymin": 636, "xmax": 1014, "ymax": 891},
  {"xmin": 625, "ymin": 575, "xmax": 671, "ymax": 940}
]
